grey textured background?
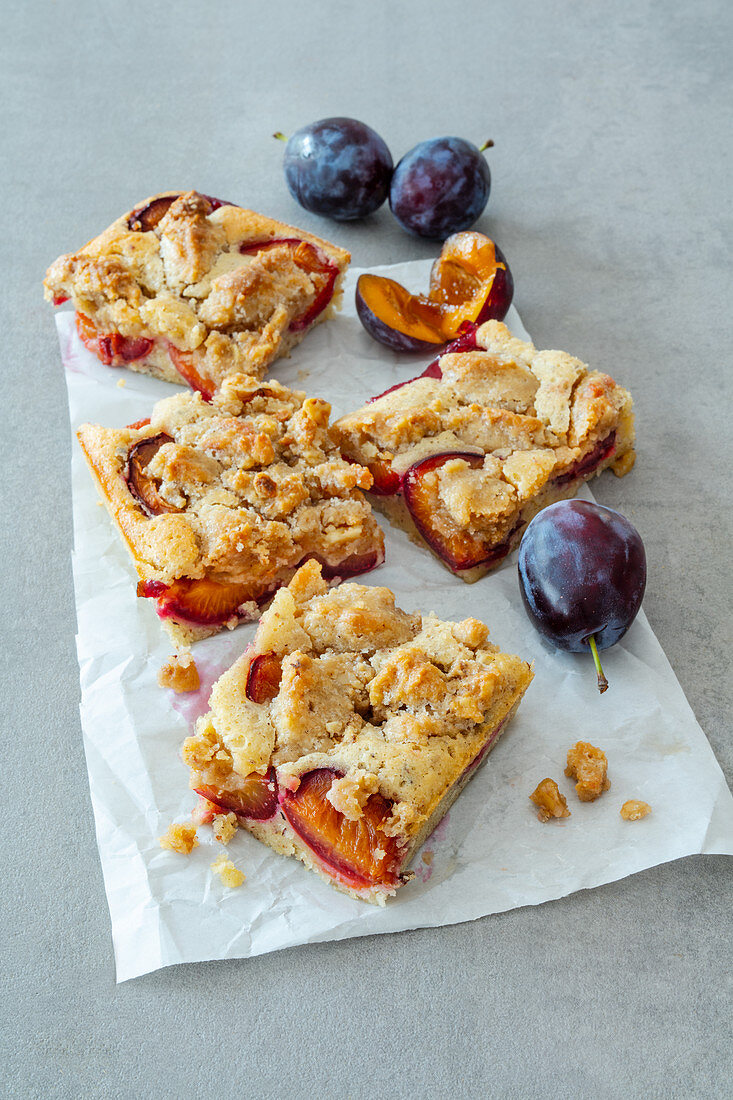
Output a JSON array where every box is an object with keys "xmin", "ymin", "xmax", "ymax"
[{"xmin": 2, "ymin": 1, "xmax": 731, "ymax": 1097}]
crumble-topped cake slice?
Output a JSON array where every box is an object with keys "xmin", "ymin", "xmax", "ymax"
[
  {"xmin": 333, "ymin": 320, "xmax": 635, "ymax": 580},
  {"xmin": 182, "ymin": 559, "xmax": 533, "ymax": 904},
  {"xmin": 44, "ymin": 190, "xmax": 350, "ymax": 396},
  {"xmin": 77, "ymin": 376, "xmax": 384, "ymax": 646}
]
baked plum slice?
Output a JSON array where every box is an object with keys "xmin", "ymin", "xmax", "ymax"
[
  {"xmin": 355, "ymin": 232, "xmax": 512, "ymax": 352},
  {"xmin": 137, "ymin": 577, "xmax": 264, "ymax": 626},
  {"xmin": 166, "ymin": 344, "xmax": 215, "ymax": 401},
  {"xmin": 403, "ymin": 451, "xmax": 516, "ymax": 572},
  {"xmin": 246, "ymin": 652, "xmax": 283, "ymax": 704},
  {"xmin": 125, "ymin": 434, "xmax": 184, "ymax": 516},
  {"xmin": 195, "ymin": 769, "xmax": 278, "ymax": 822},
  {"xmin": 239, "ymin": 238, "xmax": 339, "ymax": 331},
  {"xmin": 552, "ymin": 432, "xmax": 617, "ymax": 486},
  {"xmin": 312, "ymin": 547, "xmax": 384, "ymax": 578},
  {"xmin": 76, "ymin": 313, "xmax": 153, "ymax": 367},
  {"xmin": 280, "ymin": 768, "xmax": 401, "ymax": 890}
]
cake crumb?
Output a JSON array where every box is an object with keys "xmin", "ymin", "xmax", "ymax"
[
  {"xmin": 212, "ymin": 812, "xmax": 238, "ymax": 844},
  {"xmin": 530, "ymin": 778, "xmax": 571, "ymax": 822},
  {"xmin": 116, "ymin": 377, "xmax": 126, "ymax": 388},
  {"xmin": 159, "ymin": 822, "xmax": 199, "ymax": 854},
  {"xmin": 211, "ymin": 852, "xmax": 245, "ymax": 887},
  {"xmin": 620, "ymin": 799, "xmax": 652, "ymax": 821},
  {"xmin": 565, "ymin": 741, "xmax": 610, "ymax": 802},
  {"xmin": 157, "ymin": 652, "xmax": 200, "ymax": 693},
  {"xmin": 422, "ymin": 850, "xmax": 434, "ymax": 866}
]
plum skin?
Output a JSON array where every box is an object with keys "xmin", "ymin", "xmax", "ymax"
[
  {"xmin": 517, "ymin": 500, "xmax": 646, "ymax": 652},
  {"xmin": 389, "ymin": 137, "xmax": 491, "ymax": 239},
  {"xmin": 283, "ymin": 117, "xmax": 393, "ymax": 220}
]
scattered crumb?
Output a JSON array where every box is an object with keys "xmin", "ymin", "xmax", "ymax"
[
  {"xmin": 211, "ymin": 852, "xmax": 245, "ymax": 887},
  {"xmin": 565, "ymin": 741, "xmax": 610, "ymax": 802},
  {"xmin": 116, "ymin": 377, "xmax": 126, "ymax": 388},
  {"xmin": 212, "ymin": 812, "xmax": 238, "ymax": 844},
  {"xmin": 157, "ymin": 652, "xmax": 200, "ymax": 693},
  {"xmin": 422, "ymin": 850, "xmax": 434, "ymax": 866},
  {"xmin": 192, "ymin": 795, "xmax": 220, "ymax": 826},
  {"xmin": 159, "ymin": 822, "xmax": 199, "ymax": 854},
  {"xmin": 620, "ymin": 799, "xmax": 652, "ymax": 821},
  {"xmin": 530, "ymin": 778, "xmax": 571, "ymax": 822},
  {"xmin": 96, "ymin": 499, "xmax": 104, "ymax": 507}
]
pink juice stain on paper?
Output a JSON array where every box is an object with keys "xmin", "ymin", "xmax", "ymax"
[
  {"xmin": 413, "ymin": 813, "xmax": 451, "ymax": 883},
  {"xmin": 170, "ymin": 657, "xmax": 231, "ymax": 726},
  {"xmin": 61, "ymin": 317, "xmax": 89, "ymax": 376}
]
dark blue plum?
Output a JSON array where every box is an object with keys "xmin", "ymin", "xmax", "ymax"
[
  {"xmin": 517, "ymin": 500, "xmax": 646, "ymax": 654},
  {"xmin": 389, "ymin": 137, "xmax": 491, "ymax": 239},
  {"xmin": 283, "ymin": 117, "xmax": 393, "ymax": 221}
]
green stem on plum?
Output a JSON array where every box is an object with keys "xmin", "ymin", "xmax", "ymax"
[
  {"xmin": 589, "ymin": 634, "xmax": 609, "ymax": 694},
  {"xmin": 273, "ymin": 132, "xmax": 288, "ymax": 142},
  {"xmin": 479, "ymin": 140, "xmax": 495, "ymax": 153}
]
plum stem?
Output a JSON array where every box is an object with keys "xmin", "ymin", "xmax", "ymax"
[
  {"xmin": 589, "ymin": 634, "xmax": 609, "ymax": 694},
  {"xmin": 479, "ymin": 139, "xmax": 495, "ymax": 153},
  {"xmin": 272, "ymin": 131, "xmax": 288, "ymax": 142}
]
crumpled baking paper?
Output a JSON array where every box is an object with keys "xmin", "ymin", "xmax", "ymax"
[{"xmin": 57, "ymin": 259, "xmax": 733, "ymax": 982}]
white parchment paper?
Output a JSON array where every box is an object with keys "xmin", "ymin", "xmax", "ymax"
[{"xmin": 57, "ymin": 260, "xmax": 733, "ymax": 982}]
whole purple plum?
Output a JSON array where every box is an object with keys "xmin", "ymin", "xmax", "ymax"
[
  {"xmin": 517, "ymin": 500, "xmax": 646, "ymax": 693},
  {"xmin": 389, "ymin": 137, "xmax": 491, "ymax": 239},
  {"xmin": 283, "ymin": 117, "xmax": 393, "ymax": 221}
]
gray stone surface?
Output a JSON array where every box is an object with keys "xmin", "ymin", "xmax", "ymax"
[{"xmin": 2, "ymin": 1, "xmax": 731, "ymax": 1096}]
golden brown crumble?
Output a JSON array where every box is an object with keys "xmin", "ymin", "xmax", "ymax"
[
  {"xmin": 620, "ymin": 800, "xmax": 652, "ymax": 821},
  {"xmin": 159, "ymin": 822, "xmax": 199, "ymax": 854},
  {"xmin": 530, "ymin": 778, "xmax": 571, "ymax": 822},
  {"xmin": 44, "ymin": 191, "xmax": 350, "ymax": 389},
  {"xmin": 184, "ymin": 559, "xmax": 533, "ymax": 827},
  {"xmin": 211, "ymin": 853, "xmax": 245, "ymax": 887},
  {"xmin": 77, "ymin": 375, "xmax": 383, "ymax": 591},
  {"xmin": 157, "ymin": 652, "xmax": 200, "ymax": 693},
  {"xmin": 565, "ymin": 742, "xmax": 610, "ymax": 802},
  {"xmin": 333, "ymin": 321, "xmax": 635, "ymax": 561}
]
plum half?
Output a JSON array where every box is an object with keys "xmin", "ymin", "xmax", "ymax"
[
  {"xmin": 402, "ymin": 451, "xmax": 516, "ymax": 572},
  {"xmin": 245, "ymin": 652, "xmax": 283, "ymax": 704},
  {"xmin": 517, "ymin": 500, "xmax": 646, "ymax": 693},
  {"xmin": 280, "ymin": 768, "xmax": 401, "ymax": 890},
  {"xmin": 125, "ymin": 434, "xmax": 183, "ymax": 516},
  {"xmin": 355, "ymin": 231, "xmax": 512, "ymax": 352}
]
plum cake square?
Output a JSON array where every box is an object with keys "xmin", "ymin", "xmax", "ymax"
[
  {"xmin": 44, "ymin": 190, "xmax": 350, "ymax": 396},
  {"xmin": 182, "ymin": 559, "xmax": 533, "ymax": 904},
  {"xmin": 333, "ymin": 320, "xmax": 636, "ymax": 580},
  {"xmin": 77, "ymin": 376, "xmax": 384, "ymax": 647}
]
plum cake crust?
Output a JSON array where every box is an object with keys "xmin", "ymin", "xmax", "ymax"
[
  {"xmin": 77, "ymin": 375, "xmax": 384, "ymax": 647},
  {"xmin": 333, "ymin": 320, "xmax": 636, "ymax": 580},
  {"xmin": 44, "ymin": 190, "xmax": 350, "ymax": 396},
  {"xmin": 182, "ymin": 560, "xmax": 533, "ymax": 904}
]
